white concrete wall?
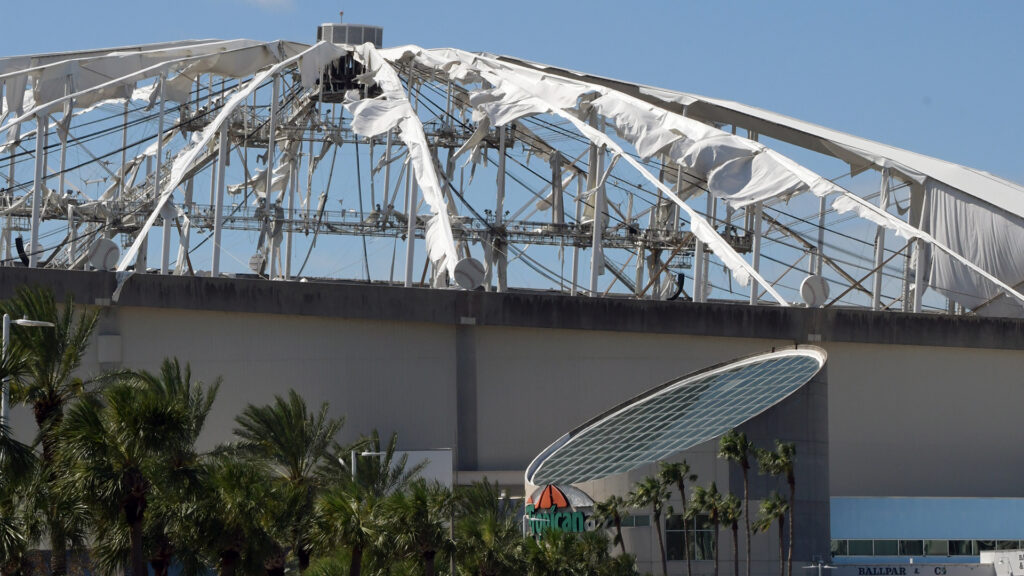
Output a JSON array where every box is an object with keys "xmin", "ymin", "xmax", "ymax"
[{"xmin": 10, "ymin": 301, "xmax": 1022, "ymax": 501}]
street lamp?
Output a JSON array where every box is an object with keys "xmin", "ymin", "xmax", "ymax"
[
  {"xmin": 344, "ymin": 450, "xmax": 389, "ymax": 480},
  {"xmin": 1, "ymin": 313, "xmax": 55, "ymax": 425}
]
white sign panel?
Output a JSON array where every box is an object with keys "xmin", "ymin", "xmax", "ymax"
[
  {"xmin": 835, "ymin": 565, "xmax": 994, "ymax": 576},
  {"xmin": 397, "ymin": 449, "xmax": 453, "ymax": 488}
]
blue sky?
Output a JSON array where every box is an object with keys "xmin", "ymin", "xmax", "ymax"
[
  {"xmin": 0, "ymin": 0, "xmax": 1015, "ymax": 306},
  {"xmin": 3, "ymin": 0, "xmax": 1022, "ymax": 185}
]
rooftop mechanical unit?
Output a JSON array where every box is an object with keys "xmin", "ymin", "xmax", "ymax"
[
  {"xmin": 317, "ymin": 21, "xmax": 383, "ymax": 47},
  {"xmin": 316, "ymin": 17, "xmax": 384, "ymax": 102}
]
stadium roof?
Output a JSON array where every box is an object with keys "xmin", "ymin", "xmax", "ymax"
[{"xmin": 1, "ymin": 33, "xmax": 1022, "ymax": 318}]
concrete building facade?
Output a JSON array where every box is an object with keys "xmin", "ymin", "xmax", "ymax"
[{"xmin": 2, "ymin": 268, "xmax": 1023, "ymax": 574}]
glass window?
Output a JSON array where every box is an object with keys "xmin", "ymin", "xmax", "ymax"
[
  {"xmin": 692, "ymin": 529, "xmax": 715, "ymax": 561},
  {"xmin": 529, "ymin": 351, "xmax": 825, "ymax": 485},
  {"xmin": 666, "ymin": 532, "xmax": 685, "ymax": 562},
  {"xmin": 831, "ymin": 540, "xmax": 848, "ymax": 557},
  {"xmin": 848, "ymin": 540, "xmax": 873, "ymax": 556},
  {"xmin": 899, "ymin": 540, "xmax": 924, "ymax": 556},
  {"xmin": 666, "ymin": 514, "xmax": 714, "ymax": 562},
  {"xmin": 948, "ymin": 540, "xmax": 975, "ymax": 556},
  {"xmin": 874, "ymin": 540, "xmax": 898, "ymax": 556},
  {"xmin": 622, "ymin": 515, "xmax": 651, "ymax": 528},
  {"xmin": 977, "ymin": 541, "xmax": 998, "ymax": 552},
  {"xmin": 925, "ymin": 540, "xmax": 948, "ymax": 556},
  {"xmin": 996, "ymin": 541, "xmax": 1018, "ymax": 550}
]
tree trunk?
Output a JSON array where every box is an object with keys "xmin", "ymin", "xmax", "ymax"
[
  {"xmin": 149, "ymin": 536, "xmax": 174, "ymax": 576},
  {"xmin": 743, "ymin": 467, "xmax": 751, "ymax": 576},
  {"xmin": 777, "ymin": 516, "xmax": 785, "ymax": 576},
  {"xmin": 36, "ymin": 403, "xmax": 66, "ymax": 576},
  {"xmin": 123, "ymin": 478, "xmax": 148, "ymax": 576},
  {"xmin": 787, "ymin": 479, "xmax": 795, "ymax": 576},
  {"xmin": 49, "ymin": 521, "xmax": 67, "ymax": 576},
  {"xmin": 350, "ymin": 545, "xmax": 364, "ymax": 576},
  {"xmin": 679, "ymin": 487, "xmax": 692, "ymax": 576},
  {"xmin": 129, "ymin": 519, "xmax": 146, "ymax": 576},
  {"xmin": 263, "ymin": 543, "xmax": 285, "ymax": 576},
  {"xmin": 297, "ymin": 545, "xmax": 310, "ymax": 573},
  {"xmin": 655, "ymin": 512, "xmax": 667, "ymax": 576},
  {"xmin": 613, "ymin": 516, "xmax": 626, "ymax": 555},
  {"xmin": 712, "ymin": 524, "xmax": 719, "ymax": 576},
  {"xmin": 732, "ymin": 523, "xmax": 739, "ymax": 576},
  {"xmin": 423, "ymin": 550, "xmax": 436, "ymax": 576},
  {"xmin": 219, "ymin": 550, "xmax": 240, "ymax": 576}
]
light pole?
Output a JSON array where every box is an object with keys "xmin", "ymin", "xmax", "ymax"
[
  {"xmin": 345, "ymin": 450, "xmax": 389, "ymax": 480},
  {"xmin": 1, "ymin": 313, "xmax": 55, "ymax": 425}
]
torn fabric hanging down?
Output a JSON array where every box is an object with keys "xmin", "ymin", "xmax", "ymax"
[{"xmin": 350, "ymin": 44, "xmax": 459, "ymax": 280}]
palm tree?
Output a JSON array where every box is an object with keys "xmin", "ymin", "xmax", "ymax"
[
  {"xmin": 0, "ymin": 345, "xmax": 32, "ymax": 483},
  {"xmin": 454, "ymin": 480, "xmax": 525, "ymax": 576},
  {"xmin": 629, "ymin": 475, "xmax": 670, "ymax": 576},
  {"xmin": 0, "ymin": 417, "xmax": 36, "ymax": 576},
  {"xmin": 719, "ymin": 430, "xmax": 754, "ymax": 576},
  {"xmin": 233, "ymin": 388, "xmax": 343, "ymax": 572},
  {"xmin": 721, "ymin": 494, "xmax": 742, "ymax": 576},
  {"xmin": 758, "ymin": 442, "xmax": 796, "ymax": 576},
  {"xmin": 2, "ymin": 286, "xmax": 98, "ymax": 576},
  {"xmin": 194, "ymin": 454, "xmax": 283, "ymax": 576},
  {"xmin": 139, "ymin": 359, "xmax": 219, "ymax": 576},
  {"xmin": 312, "ymin": 483, "xmax": 380, "ymax": 576},
  {"xmin": 384, "ymin": 478, "xmax": 453, "ymax": 576},
  {"xmin": 752, "ymin": 492, "xmax": 788, "ymax": 576},
  {"xmin": 523, "ymin": 528, "xmax": 639, "ymax": 576},
  {"xmin": 347, "ymin": 429, "xmax": 425, "ymax": 498},
  {"xmin": 525, "ymin": 529, "xmax": 632, "ymax": 576},
  {"xmin": 691, "ymin": 483, "xmax": 727, "ymax": 576},
  {"xmin": 593, "ymin": 494, "xmax": 630, "ymax": 555},
  {"xmin": 658, "ymin": 460, "xmax": 697, "ymax": 576},
  {"xmin": 60, "ymin": 359, "xmax": 217, "ymax": 576}
]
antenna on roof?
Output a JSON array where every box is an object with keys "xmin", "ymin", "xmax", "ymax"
[{"xmin": 339, "ymin": 11, "xmax": 343, "ymax": 22}]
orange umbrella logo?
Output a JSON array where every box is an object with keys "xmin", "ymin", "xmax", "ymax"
[{"xmin": 535, "ymin": 485, "xmax": 570, "ymax": 510}]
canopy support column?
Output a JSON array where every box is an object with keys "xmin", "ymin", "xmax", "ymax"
[
  {"xmin": 57, "ymin": 76, "xmax": 71, "ymax": 236},
  {"xmin": 67, "ymin": 205, "xmax": 76, "ymax": 269},
  {"xmin": 5, "ymin": 155, "xmax": 13, "ymax": 264},
  {"xmin": 871, "ymin": 168, "xmax": 890, "ymax": 310},
  {"xmin": 155, "ymin": 75, "xmax": 170, "ymax": 275},
  {"xmin": 178, "ymin": 177, "xmax": 194, "ymax": 274},
  {"xmin": 495, "ymin": 125, "xmax": 507, "ymax": 292},
  {"xmin": 404, "ymin": 164, "xmax": 417, "ymax": 288},
  {"xmin": 633, "ymin": 194, "xmax": 645, "ymax": 298},
  {"xmin": 382, "ymin": 130, "xmax": 392, "ymax": 224},
  {"xmin": 265, "ymin": 75, "xmax": 280, "ymax": 279},
  {"xmin": 119, "ymin": 101, "xmax": 128, "ymax": 201},
  {"xmin": 749, "ymin": 202, "xmax": 763, "ymax": 305},
  {"xmin": 551, "ymin": 152, "xmax": 564, "ymax": 226},
  {"xmin": 29, "ymin": 112, "xmax": 47, "ymax": 268},
  {"xmin": 816, "ymin": 195, "xmax": 826, "ymax": 276},
  {"xmin": 693, "ymin": 192, "xmax": 710, "ymax": 303},
  {"xmin": 160, "ymin": 203, "xmax": 172, "ymax": 276},
  {"xmin": 211, "ymin": 123, "xmax": 228, "ymax": 277},
  {"xmin": 570, "ymin": 176, "xmax": 582, "ymax": 296},
  {"xmin": 588, "ymin": 139, "xmax": 606, "ymax": 296},
  {"xmin": 285, "ymin": 161, "xmax": 296, "ymax": 280}
]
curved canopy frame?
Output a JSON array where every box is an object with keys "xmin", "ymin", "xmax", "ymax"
[{"xmin": 0, "ymin": 37, "xmax": 1021, "ymax": 318}]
